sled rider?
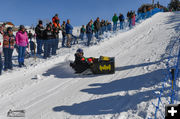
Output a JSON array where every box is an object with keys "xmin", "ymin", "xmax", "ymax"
[{"xmin": 70, "ymin": 48, "xmax": 93, "ymax": 73}]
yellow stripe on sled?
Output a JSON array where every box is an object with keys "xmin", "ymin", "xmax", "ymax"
[{"xmin": 101, "ymin": 56, "xmax": 110, "ymax": 61}]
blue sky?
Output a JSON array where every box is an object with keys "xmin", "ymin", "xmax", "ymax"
[{"xmin": 0, "ymin": 0, "xmax": 170, "ymax": 26}]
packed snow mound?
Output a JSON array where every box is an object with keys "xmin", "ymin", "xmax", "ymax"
[{"xmin": 0, "ymin": 12, "xmax": 180, "ymax": 119}]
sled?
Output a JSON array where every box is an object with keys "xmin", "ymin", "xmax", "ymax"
[
  {"xmin": 91, "ymin": 56, "xmax": 115, "ymax": 74},
  {"xmin": 7, "ymin": 109, "xmax": 25, "ymax": 117},
  {"xmin": 71, "ymin": 56, "xmax": 115, "ymax": 75}
]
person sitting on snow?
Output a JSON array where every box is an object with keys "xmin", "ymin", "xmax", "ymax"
[{"xmin": 70, "ymin": 48, "xmax": 93, "ymax": 73}]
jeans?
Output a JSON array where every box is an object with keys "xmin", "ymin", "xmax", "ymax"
[
  {"xmin": 80, "ymin": 33, "xmax": 84, "ymax": 40},
  {"xmin": 18, "ymin": 46, "xmax": 26, "ymax": 65},
  {"xmin": 101, "ymin": 26, "xmax": 105, "ymax": 34},
  {"xmin": 86, "ymin": 33, "xmax": 92, "ymax": 46},
  {"xmin": 107, "ymin": 25, "xmax": 112, "ymax": 31},
  {"xmin": 56, "ymin": 38, "xmax": 59, "ymax": 49},
  {"xmin": 3, "ymin": 48, "xmax": 13, "ymax": 69},
  {"xmin": 62, "ymin": 34, "xmax": 66, "ymax": 47},
  {"xmin": 44, "ymin": 40, "xmax": 51, "ymax": 58},
  {"xmin": 95, "ymin": 31, "xmax": 100, "ymax": 39},
  {"xmin": 36, "ymin": 39, "xmax": 43, "ymax": 54},
  {"xmin": 113, "ymin": 22, "xmax": 117, "ymax": 31},
  {"xmin": 128, "ymin": 18, "xmax": 132, "ymax": 28},
  {"xmin": 72, "ymin": 35, "xmax": 78, "ymax": 45},
  {"xmin": 0, "ymin": 54, "xmax": 2, "ymax": 75},
  {"xmin": 105, "ymin": 26, "xmax": 108, "ymax": 32},
  {"xmin": 52, "ymin": 39, "xmax": 58, "ymax": 55},
  {"xmin": 120, "ymin": 22, "xmax": 124, "ymax": 29}
]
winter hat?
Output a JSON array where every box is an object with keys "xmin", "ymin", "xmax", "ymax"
[
  {"xmin": 55, "ymin": 13, "xmax": 58, "ymax": 17},
  {"xmin": 19, "ymin": 25, "xmax": 25, "ymax": 30},
  {"xmin": 39, "ymin": 20, "xmax": 43, "ymax": 25},
  {"xmin": 7, "ymin": 27, "xmax": 13, "ymax": 32}
]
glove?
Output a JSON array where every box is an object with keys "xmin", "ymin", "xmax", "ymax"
[{"xmin": 70, "ymin": 62, "xmax": 74, "ymax": 67}]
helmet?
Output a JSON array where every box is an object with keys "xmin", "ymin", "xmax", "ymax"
[{"xmin": 76, "ymin": 48, "xmax": 83, "ymax": 54}]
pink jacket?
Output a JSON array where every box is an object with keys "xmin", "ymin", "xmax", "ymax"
[
  {"xmin": 16, "ymin": 31, "xmax": 29, "ymax": 47},
  {"xmin": 132, "ymin": 16, "xmax": 136, "ymax": 26}
]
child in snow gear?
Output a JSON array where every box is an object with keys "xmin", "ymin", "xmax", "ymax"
[
  {"xmin": 28, "ymin": 31, "xmax": 33, "ymax": 41},
  {"xmin": 29, "ymin": 40, "xmax": 36, "ymax": 55},
  {"xmin": 3, "ymin": 27, "xmax": 15, "ymax": 70}
]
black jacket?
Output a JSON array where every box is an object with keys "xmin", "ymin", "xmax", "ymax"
[
  {"xmin": 35, "ymin": 25, "xmax": 44, "ymax": 39},
  {"xmin": 43, "ymin": 29, "xmax": 54, "ymax": 40},
  {"xmin": 53, "ymin": 27, "xmax": 60, "ymax": 39},
  {"xmin": 94, "ymin": 20, "xmax": 101, "ymax": 31},
  {"xmin": 119, "ymin": 15, "xmax": 124, "ymax": 22}
]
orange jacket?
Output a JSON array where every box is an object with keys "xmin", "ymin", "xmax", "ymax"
[{"xmin": 52, "ymin": 16, "xmax": 60, "ymax": 28}]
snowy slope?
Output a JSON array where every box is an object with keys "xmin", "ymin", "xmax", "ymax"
[{"xmin": 0, "ymin": 12, "xmax": 180, "ymax": 119}]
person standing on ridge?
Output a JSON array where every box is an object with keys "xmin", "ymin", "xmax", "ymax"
[
  {"xmin": 61, "ymin": 21, "xmax": 66, "ymax": 47},
  {"xmin": 43, "ymin": 24, "xmax": 54, "ymax": 59},
  {"xmin": 52, "ymin": 13, "xmax": 61, "ymax": 29},
  {"xmin": 35, "ymin": 20, "xmax": 44, "ymax": 55},
  {"xmin": 65, "ymin": 19, "xmax": 73, "ymax": 48},
  {"xmin": 112, "ymin": 13, "xmax": 118, "ymax": 31},
  {"xmin": 52, "ymin": 24, "xmax": 60, "ymax": 55},
  {"xmin": 80, "ymin": 25, "xmax": 85, "ymax": 41},
  {"xmin": 119, "ymin": 13, "xmax": 125, "ymax": 29},
  {"xmin": 86, "ymin": 22, "xmax": 93, "ymax": 46},
  {"xmin": 94, "ymin": 17, "xmax": 101, "ymax": 39}
]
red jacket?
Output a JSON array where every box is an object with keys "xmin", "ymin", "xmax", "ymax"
[{"xmin": 52, "ymin": 16, "xmax": 60, "ymax": 28}]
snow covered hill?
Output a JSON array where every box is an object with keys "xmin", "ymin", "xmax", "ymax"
[{"xmin": 0, "ymin": 12, "xmax": 180, "ymax": 119}]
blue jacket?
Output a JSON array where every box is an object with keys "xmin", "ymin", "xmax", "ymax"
[{"xmin": 66, "ymin": 23, "xmax": 73, "ymax": 34}]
